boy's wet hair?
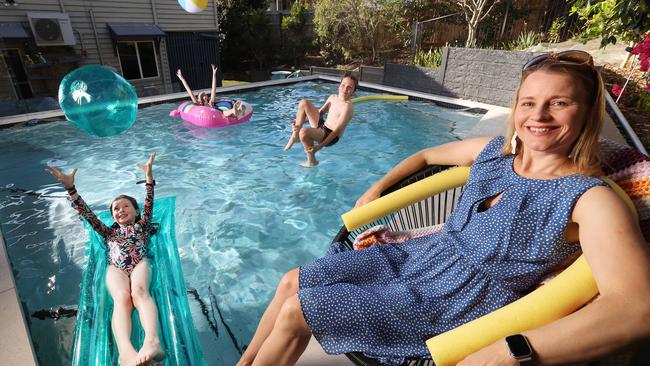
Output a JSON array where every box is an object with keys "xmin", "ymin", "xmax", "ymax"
[{"xmin": 342, "ymin": 71, "xmax": 359, "ymax": 92}]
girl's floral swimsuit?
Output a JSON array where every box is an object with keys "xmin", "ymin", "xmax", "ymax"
[{"xmin": 70, "ymin": 183, "xmax": 154, "ymax": 275}]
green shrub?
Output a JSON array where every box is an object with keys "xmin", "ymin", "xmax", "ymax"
[
  {"xmin": 547, "ymin": 18, "xmax": 566, "ymax": 43},
  {"xmin": 414, "ymin": 47, "xmax": 443, "ymax": 68},
  {"xmin": 506, "ymin": 31, "xmax": 541, "ymax": 50}
]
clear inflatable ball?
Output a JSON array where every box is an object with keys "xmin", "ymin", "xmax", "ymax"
[
  {"xmin": 178, "ymin": 0, "xmax": 207, "ymax": 13},
  {"xmin": 58, "ymin": 65, "xmax": 137, "ymax": 137}
]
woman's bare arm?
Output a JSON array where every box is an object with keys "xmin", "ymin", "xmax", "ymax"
[
  {"xmin": 355, "ymin": 137, "xmax": 492, "ymax": 207},
  {"xmin": 461, "ymin": 186, "xmax": 650, "ymax": 365},
  {"xmin": 526, "ymin": 186, "xmax": 650, "ymax": 363}
]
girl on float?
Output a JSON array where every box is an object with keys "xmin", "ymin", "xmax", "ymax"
[
  {"xmin": 47, "ymin": 152, "xmax": 164, "ymax": 366},
  {"xmin": 176, "ymin": 64, "xmax": 243, "ymax": 118}
]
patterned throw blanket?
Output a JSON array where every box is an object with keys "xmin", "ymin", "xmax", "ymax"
[{"xmin": 354, "ymin": 139, "xmax": 650, "ymax": 249}]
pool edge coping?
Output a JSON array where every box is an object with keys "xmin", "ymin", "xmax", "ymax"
[
  {"xmin": 0, "ymin": 232, "xmax": 39, "ymax": 366},
  {"xmin": 0, "ymin": 75, "xmax": 504, "ymax": 127}
]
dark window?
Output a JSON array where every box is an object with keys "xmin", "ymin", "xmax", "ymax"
[
  {"xmin": 138, "ymin": 42, "xmax": 157, "ymax": 78},
  {"xmin": 1, "ymin": 49, "xmax": 33, "ymax": 99},
  {"xmin": 117, "ymin": 41, "xmax": 159, "ymax": 80}
]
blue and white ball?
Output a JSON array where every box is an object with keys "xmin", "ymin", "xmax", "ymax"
[
  {"xmin": 178, "ymin": 0, "xmax": 208, "ymax": 13},
  {"xmin": 58, "ymin": 65, "xmax": 137, "ymax": 137}
]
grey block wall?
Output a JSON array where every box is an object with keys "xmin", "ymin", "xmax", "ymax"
[
  {"xmin": 383, "ymin": 63, "xmax": 445, "ymax": 95},
  {"xmin": 442, "ymin": 48, "xmax": 537, "ymax": 107},
  {"xmin": 382, "ymin": 47, "xmax": 541, "ymax": 107}
]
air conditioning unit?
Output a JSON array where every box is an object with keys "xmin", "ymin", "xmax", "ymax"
[{"xmin": 27, "ymin": 12, "xmax": 76, "ymax": 46}]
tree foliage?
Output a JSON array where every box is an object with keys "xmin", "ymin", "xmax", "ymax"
[
  {"xmin": 455, "ymin": 0, "xmax": 502, "ymax": 47},
  {"xmin": 281, "ymin": 0, "xmax": 314, "ymax": 67},
  {"xmin": 570, "ymin": 0, "xmax": 649, "ymax": 47},
  {"xmin": 313, "ymin": 0, "xmax": 391, "ymax": 63},
  {"xmin": 383, "ymin": 0, "xmax": 459, "ymax": 49},
  {"xmin": 281, "ymin": 0, "xmax": 310, "ymax": 32},
  {"xmin": 216, "ymin": 0, "xmax": 274, "ymax": 71}
]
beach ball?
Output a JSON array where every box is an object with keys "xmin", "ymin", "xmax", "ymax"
[
  {"xmin": 58, "ymin": 65, "xmax": 137, "ymax": 137},
  {"xmin": 178, "ymin": 0, "xmax": 208, "ymax": 13}
]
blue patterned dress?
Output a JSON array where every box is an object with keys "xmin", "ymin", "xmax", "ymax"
[{"xmin": 298, "ymin": 136, "xmax": 605, "ymax": 364}]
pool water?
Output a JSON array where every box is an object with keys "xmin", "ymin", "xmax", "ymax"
[{"xmin": 0, "ymin": 81, "xmax": 482, "ymax": 365}]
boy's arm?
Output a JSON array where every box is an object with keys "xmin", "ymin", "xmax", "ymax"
[{"xmin": 318, "ymin": 96, "xmax": 333, "ymax": 115}]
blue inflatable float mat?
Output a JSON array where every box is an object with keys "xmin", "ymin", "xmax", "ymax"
[{"xmin": 70, "ymin": 196, "xmax": 205, "ymax": 365}]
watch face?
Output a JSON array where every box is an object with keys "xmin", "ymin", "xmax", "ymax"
[{"xmin": 506, "ymin": 334, "xmax": 532, "ymax": 358}]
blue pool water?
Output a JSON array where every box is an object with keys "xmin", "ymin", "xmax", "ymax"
[{"xmin": 0, "ymin": 81, "xmax": 483, "ymax": 365}]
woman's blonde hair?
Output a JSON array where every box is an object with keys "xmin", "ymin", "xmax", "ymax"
[{"xmin": 502, "ymin": 59, "xmax": 605, "ymax": 176}]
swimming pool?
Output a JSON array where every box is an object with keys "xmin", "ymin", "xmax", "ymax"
[{"xmin": 0, "ymin": 80, "xmax": 483, "ymax": 365}]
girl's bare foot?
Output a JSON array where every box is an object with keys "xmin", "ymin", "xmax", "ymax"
[
  {"xmin": 119, "ymin": 348, "xmax": 138, "ymax": 366},
  {"xmin": 235, "ymin": 356, "xmax": 254, "ymax": 366},
  {"xmin": 135, "ymin": 339, "xmax": 164, "ymax": 366}
]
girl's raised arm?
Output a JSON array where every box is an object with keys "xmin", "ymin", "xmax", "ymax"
[
  {"xmin": 136, "ymin": 152, "xmax": 156, "ymax": 223},
  {"xmin": 209, "ymin": 64, "xmax": 218, "ymax": 107},
  {"xmin": 46, "ymin": 167, "xmax": 111, "ymax": 237},
  {"xmin": 176, "ymin": 69, "xmax": 199, "ymax": 104}
]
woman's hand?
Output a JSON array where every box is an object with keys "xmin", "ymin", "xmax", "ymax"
[
  {"xmin": 211, "ymin": 64, "xmax": 218, "ymax": 75},
  {"xmin": 354, "ymin": 186, "xmax": 381, "ymax": 208},
  {"xmin": 136, "ymin": 152, "xmax": 156, "ymax": 183},
  {"xmin": 46, "ymin": 167, "xmax": 77, "ymax": 189},
  {"xmin": 457, "ymin": 340, "xmax": 518, "ymax": 366},
  {"xmin": 176, "ymin": 69, "xmax": 184, "ymax": 80}
]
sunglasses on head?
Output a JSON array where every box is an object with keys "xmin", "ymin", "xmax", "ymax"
[{"xmin": 522, "ymin": 50, "xmax": 594, "ymax": 70}]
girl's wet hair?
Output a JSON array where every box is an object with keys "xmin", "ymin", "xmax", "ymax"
[
  {"xmin": 110, "ymin": 195, "xmax": 140, "ymax": 226},
  {"xmin": 109, "ymin": 195, "xmax": 158, "ymax": 234}
]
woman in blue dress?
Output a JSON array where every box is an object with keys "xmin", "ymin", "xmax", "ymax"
[{"xmin": 238, "ymin": 51, "xmax": 650, "ymax": 366}]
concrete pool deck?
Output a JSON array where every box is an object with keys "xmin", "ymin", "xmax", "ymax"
[{"xmin": 0, "ymin": 76, "xmax": 632, "ymax": 365}]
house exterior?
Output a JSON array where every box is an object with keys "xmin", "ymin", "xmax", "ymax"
[{"xmin": 0, "ymin": 0, "xmax": 222, "ymax": 116}]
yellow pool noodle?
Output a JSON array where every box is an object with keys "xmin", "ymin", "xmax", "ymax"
[
  {"xmin": 426, "ymin": 255, "xmax": 598, "ymax": 365},
  {"xmin": 351, "ymin": 95, "xmax": 408, "ymax": 104},
  {"xmin": 340, "ymin": 166, "xmax": 636, "ymax": 366},
  {"xmin": 341, "ymin": 166, "xmax": 470, "ymax": 231}
]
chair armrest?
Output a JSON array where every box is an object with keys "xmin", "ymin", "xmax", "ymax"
[{"xmin": 341, "ymin": 166, "xmax": 470, "ymax": 231}]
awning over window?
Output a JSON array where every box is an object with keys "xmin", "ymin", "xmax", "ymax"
[
  {"xmin": 107, "ymin": 23, "xmax": 165, "ymax": 39},
  {"xmin": 0, "ymin": 22, "xmax": 31, "ymax": 39}
]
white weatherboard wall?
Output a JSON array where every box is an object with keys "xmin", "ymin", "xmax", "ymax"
[{"xmin": 0, "ymin": 0, "xmax": 219, "ymax": 99}]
